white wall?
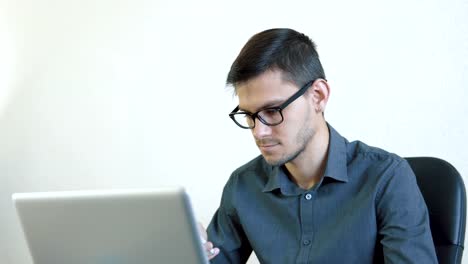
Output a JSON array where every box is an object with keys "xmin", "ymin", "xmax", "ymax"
[{"xmin": 1, "ymin": 0, "xmax": 467, "ymax": 263}]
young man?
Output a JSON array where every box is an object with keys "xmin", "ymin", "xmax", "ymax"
[{"xmin": 202, "ymin": 28, "xmax": 437, "ymax": 263}]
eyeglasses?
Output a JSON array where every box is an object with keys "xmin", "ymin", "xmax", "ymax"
[{"xmin": 229, "ymin": 79, "xmax": 316, "ymax": 129}]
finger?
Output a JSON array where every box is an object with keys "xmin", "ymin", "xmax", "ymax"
[
  {"xmin": 197, "ymin": 222, "xmax": 219, "ymax": 260},
  {"xmin": 203, "ymin": 242, "xmax": 220, "ymax": 260},
  {"xmin": 204, "ymin": 241, "xmax": 214, "ymax": 251},
  {"xmin": 197, "ymin": 222, "xmax": 208, "ymax": 241},
  {"xmin": 207, "ymin": 247, "xmax": 220, "ymax": 260}
]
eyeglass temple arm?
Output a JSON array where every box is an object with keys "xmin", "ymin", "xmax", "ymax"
[
  {"xmin": 278, "ymin": 80, "xmax": 315, "ymax": 109},
  {"xmin": 229, "ymin": 106, "xmax": 240, "ymax": 116}
]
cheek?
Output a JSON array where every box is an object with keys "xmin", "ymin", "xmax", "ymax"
[
  {"xmin": 273, "ymin": 124, "xmax": 294, "ymax": 144},
  {"xmin": 283, "ymin": 102, "xmax": 310, "ymax": 123},
  {"xmin": 278, "ymin": 112, "xmax": 304, "ymax": 134}
]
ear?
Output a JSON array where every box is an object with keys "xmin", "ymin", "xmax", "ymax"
[{"xmin": 310, "ymin": 79, "xmax": 330, "ymax": 113}]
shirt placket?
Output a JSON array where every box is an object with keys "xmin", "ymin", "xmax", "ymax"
[{"xmin": 296, "ymin": 191, "xmax": 316, "ymax": 263}]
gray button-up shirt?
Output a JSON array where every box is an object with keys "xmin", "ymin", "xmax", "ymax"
[{"xmin": 207, "ymin": 125, "xmax": 438, "ymax": 263}]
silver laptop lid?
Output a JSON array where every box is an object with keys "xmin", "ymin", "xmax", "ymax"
[{"xmin": 12, "ymin": 188, "xmax": 208, "ymax": 264}]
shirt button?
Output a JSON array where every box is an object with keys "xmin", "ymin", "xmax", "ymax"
[
  {"xmin": 305, "ymin": 193, "xmax": 312, "ymax": 200},
  {"xmin": 303, "ymin": 239, "xmax": 311, "ymax": 246}
]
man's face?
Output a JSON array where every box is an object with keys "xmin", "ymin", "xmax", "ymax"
[{"xmin": 236, "ymin": 70, "xmax": 321, "ymax": 166}]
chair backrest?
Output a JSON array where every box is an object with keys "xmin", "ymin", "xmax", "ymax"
[{"xmin": 405, "ymin": 157, "xmax": 466, "ymax": 264}]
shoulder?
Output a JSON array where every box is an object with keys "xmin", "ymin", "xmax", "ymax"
[
  {"xmin": 348, "ymin": 140, "xmax": 408, "ymax": 171},
  {"xmin": 347, "ymin": 140, "xmax": 416, "ymax": 197},
  {"xmin": 232, "ymin": 155, "xmax": 270, "ymax": 177},
  {"xmin": 351, "ymin": 140, "xmax": 400, "ymax": 162},
  {"xmin": 220, "ymin": 155, "xmax": 272, "ymax": 214},
  {"xmin": 346, "ymin": 140, "xmax": 414, "ymax": 186},
  {"xmin": 226, "ymin": 155, "xmax": 273, "ymax": 188}
]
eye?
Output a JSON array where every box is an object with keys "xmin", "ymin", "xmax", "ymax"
[
  {"xmin": 241, "ymin": 113, "xmax": 251, "ymax": 120},
  {"xmin": 261, "ymin": 108, "xmax": 280, "ymax": 117}
]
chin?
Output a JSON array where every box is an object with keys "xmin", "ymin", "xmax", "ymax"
[
  {"xmin": 263, "ymin": 149, "xmax": 302, "ymax": 167},
  {"xmin": 263, "ymin": 155, "xmax": 286, "ymax": 167}
]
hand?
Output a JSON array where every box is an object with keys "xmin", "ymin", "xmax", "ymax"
[{"xmin": 198, "ymin": 222, "xmax": 220, "ymax": 260}]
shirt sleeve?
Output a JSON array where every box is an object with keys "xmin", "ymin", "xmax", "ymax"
[
  {"xmin": 376, "ymin": 159, "xmax": 438, "ymax": 263},
  {"xmin": 207, "ymin": 174, "xmax": 252, "ymax": 264}
]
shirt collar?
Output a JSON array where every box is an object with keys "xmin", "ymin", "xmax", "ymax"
[
  {"xmin": 262, "ymin": 166, "xmax": 304, "ymax": 195},
  {"xmin": 263, "ymin": 166, "xmax": 279, "ymax": 193},
  {"xmin": 323, "ymin": 124, "xmax": 349, "ymax": 183},
  {"xmin": 262, "ymin": 123, "xmax": 349, "ymax": 194}
]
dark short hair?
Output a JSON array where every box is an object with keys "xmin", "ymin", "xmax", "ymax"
[{"xmin": 226, "ymin": 28, "xmax": 326, "ymax": 91}]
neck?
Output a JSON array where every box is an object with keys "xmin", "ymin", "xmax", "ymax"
[{"xmin": 285, "ymin": 122, "xmax": 330, "ymax": 190}]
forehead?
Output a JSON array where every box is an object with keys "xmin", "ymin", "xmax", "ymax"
[{"xmin": 236, "ymin": 70, "xmax": 298, "ymax": 112}]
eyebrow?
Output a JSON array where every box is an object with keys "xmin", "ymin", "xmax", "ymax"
[{"xmin": 239, "ymin": 99, "xmax": 285, "ymax": 113}]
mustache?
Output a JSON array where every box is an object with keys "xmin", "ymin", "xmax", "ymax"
[{"xmin": 255, "ymin": 138, "xmax": 279, "ymax": 146}]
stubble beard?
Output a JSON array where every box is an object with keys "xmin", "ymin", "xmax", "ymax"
[{"xmin": 264, "ymin": 121, "xmax": 315, "ymax": 167}]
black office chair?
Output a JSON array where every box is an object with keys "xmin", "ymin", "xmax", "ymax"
[{"xmin": 406, "ymin": 157, "xmax": 466, "ymax": 264}]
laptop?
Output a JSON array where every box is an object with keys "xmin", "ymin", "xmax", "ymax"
[{"xmin": 12, "ymin": 188, "xmax": 209, "ymax": 264}]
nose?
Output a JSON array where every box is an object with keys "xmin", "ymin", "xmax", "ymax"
[{"xmin": 252, "ymin": 119, "xmax": 272, "ymax": 138}]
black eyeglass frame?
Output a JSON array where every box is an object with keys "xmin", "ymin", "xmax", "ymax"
[{"xmin": 229, "ymin": 79, "xmax": 318, "ymax": 129}]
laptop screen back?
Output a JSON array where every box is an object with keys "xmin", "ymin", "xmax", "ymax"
[{"xmin": 12, "ymin": 188, "xmax": 208, "ymax": 264}]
